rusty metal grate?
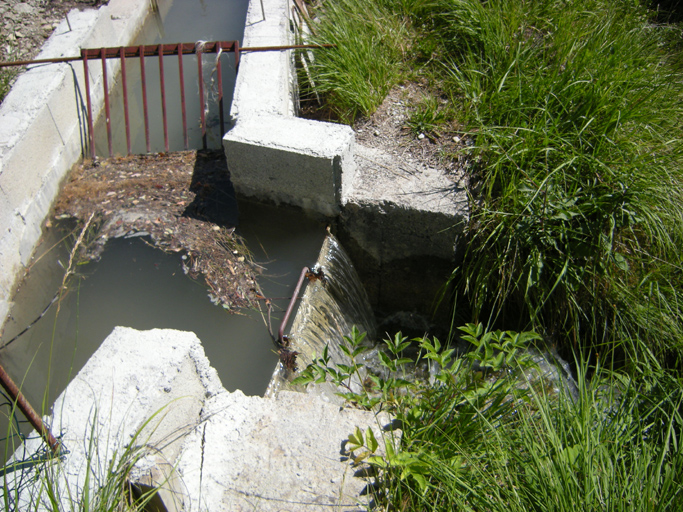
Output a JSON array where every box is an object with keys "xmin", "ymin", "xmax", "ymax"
[{"xmin": 81, "ymin": 41, "xmax": 240, "ymax": 158}]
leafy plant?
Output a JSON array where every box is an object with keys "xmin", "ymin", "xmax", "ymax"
[{"xmin": 297, "ymin": 325, "xmax": 683, "ymax": 511}]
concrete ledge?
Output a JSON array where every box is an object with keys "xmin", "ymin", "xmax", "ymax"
[
  {"xmin": 0, "ymin": 0, "xmax": 154, "ymax": 327},
  {"xmin": 6, "ymin": 326, "xmax": 390, "ymax": 511},
  {"xmin": 4, "ymin": 327, "xmax": 216, "ymax": 511},
  {"xmin": 225, "ymin": 114, "xmax": 355, "ymax": 215},
  {"xmin": 223, "ymin": 0, "xmax": 356, "ymax": 216}
]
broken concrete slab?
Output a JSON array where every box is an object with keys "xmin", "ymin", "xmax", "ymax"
[
  {"xmin": 175, "ymin": 389, "xmax": 392, "ymax": 511},
  {"xmin": 5, "ymin": 326, "xmax": 391, "ymax": 511}
]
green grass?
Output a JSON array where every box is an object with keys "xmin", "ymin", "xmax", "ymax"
[
  {"xmin": 301, "ymin": 0, "xmax": 413, "ymax": 123},
  {"xmin": 304, "ymin": 0, "xmax": 683, "ymax": 368},
  {"xmin": 438, "ymin": 0, "xmax": 683, "ymax": 365},
  {"xmin": 301, "ymin": 2, "xmax": 683, "ymax": 509}
]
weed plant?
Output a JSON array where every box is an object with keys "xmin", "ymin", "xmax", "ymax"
[
  {"xmin": 296, "ymin": 326, "xmax": 683, "ymax": 511},
  {"xmin": 436, "ymin": 0, "xmax": 683, "ymax": 365},
  {"xmin": 302, "ymin": 0, "xmax": 413, "ymax": 122}
]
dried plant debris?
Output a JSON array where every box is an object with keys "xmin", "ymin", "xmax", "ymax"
[{"xmin": 54, "ymin": 150, "xmax": 262, "ymax": 311}]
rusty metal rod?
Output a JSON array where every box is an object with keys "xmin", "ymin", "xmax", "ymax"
[
  {"xmin": 178, "ymin": 48, "xmax": 188, "ymax": 150},
  {"xmin": 0, "ymin": 363, "xmax": 60, "ymax": 455},
  {"xmin": 0, "ymin": 42, "xmax": 334, "ymax": 68},
  {"xmin": 158, "ymin": 43, "xmax": 169, "ymax": 153},
  {"xmin": 278, "ymin": 267, "xmax": 310, "ymax": 346},
  {"xmin": 81, "ymin": 50, "xmax": 96, "ymax": 160},
  {"xmin": 139, "ymin": 45, "xmax": 151, "ymax": 153},
  {"xmin": 120, "ymin": 47, "xmax": 131, "ymax": 155},
  {"xmin": 197, "ymin": 47, "xmax": 206, "ymax": 150},
  {"xmin": 217, "ymin": 56, "xmax": 224, "ymax": 137},
  {"xmin": 101, "ymin": 48, "xmax": 113, "ymax": 158},
  {"xmin": 0, "ymin": 55, "xmax": 82, "ymax": 68},
  {"xmin": 239, "ymin": 43, "xmax": 336, "ymax": 52}
]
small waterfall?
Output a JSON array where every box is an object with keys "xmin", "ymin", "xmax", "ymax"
[{"xmin": 265, "ymin": 234, "xmax": 376, "ymax": 400}]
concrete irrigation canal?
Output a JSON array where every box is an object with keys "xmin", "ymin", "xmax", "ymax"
[{"xmin": 0, "ymin": 0, "xmax": 468, "ymax": 509}]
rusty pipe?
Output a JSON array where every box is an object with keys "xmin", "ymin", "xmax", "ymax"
[
  {"xmin": 0, "ymin": 363, "xmax": 60, "ymax": 455},
  {"xmin": 277, "ymin": 267, "xmax": 310, "ymax": 347},
  {"xmin": 0, "ymin": 43, "xmax": 335, "ymax": 69}
]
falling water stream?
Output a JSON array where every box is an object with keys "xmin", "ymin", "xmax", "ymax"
[{"xmin": 266, "ymin": 234, "xmax": 377, "ymax": 401}]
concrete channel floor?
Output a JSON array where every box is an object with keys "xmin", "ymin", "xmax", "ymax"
[{"xmin": 6, "ymin": 327, "xmax": 392, "ymax": 512}]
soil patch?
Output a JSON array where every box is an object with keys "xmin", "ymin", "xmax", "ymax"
[
  {"xmin": 54, "ymin": 150, "xmax": 263, "ymax": 311},
  {"xmin": 1, "ymin": 0, "xmax": 107, "ymax": 101},
  {"xmin": 300, "ymin": 80, "xmax": 471, "ymax": 183}
]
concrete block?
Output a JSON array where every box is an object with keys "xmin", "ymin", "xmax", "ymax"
[
  {"xmin": 342, "ymin": 144, "xmax": 467, "ymax": 262},
  {"xmin": 224, "ymin": 0, "xmax": 360, "ymax": 216},
  {"xmin": 5, "ymin": 326, "xmax": 392, "ymax": 512},
  {"xmin": 3, "ymin": 327, "xmax": 215, "ymax": 511},
  {"xmin": 224, "ymin": 115, "xmax": 355, "ymax": 216}
]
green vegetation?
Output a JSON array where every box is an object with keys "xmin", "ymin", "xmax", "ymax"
[
  {"xmin": 2, "ymin": 410, "xmax": 167, "ymax": 511},
  {"xmin": 300, "ymin": 0, "xmax": 683, "ymax": 509},
  {"xmin": 296, "ymin": 326, "xmax": 683, "ymax": 511},
  {"xmin": 304, "ymin": 0, "xmax": 683, "ymax": 365}
]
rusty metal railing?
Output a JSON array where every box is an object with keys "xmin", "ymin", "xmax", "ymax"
[
  {"xmin": 81, "ymin": 41, "xmax": 240, "ymax": 158},
  {"xmin": 1, "ymin": 42, "xmax": 334, "ymax": 159}
]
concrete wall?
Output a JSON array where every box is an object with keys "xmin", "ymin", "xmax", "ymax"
[
  {"xmin": 223, "ymin": 0, "xmax": 357, "ymax": 217},
  {"xmin": 0, "ymin": 0, "xmax": 157, "ymax": 328}
]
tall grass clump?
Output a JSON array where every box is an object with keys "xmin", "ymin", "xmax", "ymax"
[
  {"xmin": 434, "ymin": 0, "xmax": 683, "ymax": 364},
  {"xmin": 302, "ymin": 0, "xmax": 414, "ymax": 123}
]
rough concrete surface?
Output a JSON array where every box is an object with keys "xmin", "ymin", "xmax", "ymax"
[
  {"xmin": 6, "ymin": 327, "xmax": 391, "ymax": 512},
  {"xmin": 176, "ymin": 389, "xmax": 391, "ymax": 511},
  {"xmin": 342, "ymin": 144, "xmax": 467, "ymax": 263},
  {"xmin": 225, "ymin": 114, "xmax": 355, "ymax": 215},
  {"xmin": 0, "ymin": 0, "xmax": 158, "ymax": 331},
  {"xmin": 224, "ymin": 0, "xmax": 357, "ymax": 217}
]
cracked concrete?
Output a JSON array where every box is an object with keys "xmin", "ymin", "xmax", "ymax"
[{"xmin": 5, "ymin": 327, "xmax": 391, "ymax": 511}]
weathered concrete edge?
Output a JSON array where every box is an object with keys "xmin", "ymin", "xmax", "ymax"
[
  {"xmin": 223, "ymin": 0, "xmax": 357, "ymax": 217},
  {"xmin": 0, "ymin": 0, "xmax": 155, "ymax": 328},
  {"xmin": 6, "ymin": 327, "xmax": 392, "ymax": 511}
]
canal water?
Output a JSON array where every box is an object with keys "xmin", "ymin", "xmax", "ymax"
[
  {"xmin": 0, "ymin": 0, "xmax": 330, "ymax": 456},
  {"xmin": 93, "ymin": 0, "xmax": 247, "ymax": 155}
]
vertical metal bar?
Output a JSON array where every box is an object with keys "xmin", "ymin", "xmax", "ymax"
[
  {"xmin": 217, "ymin": 56, "xmax": 224, "ymax": 137},
  {"xmin": 120, "ymin": 47, "xmax": 131, "ymax": 155},
  {"xmin": 197, "ymin": 46, "xmax": 207, "ymax": 150},
  {"xmin": 82, "ymin": 50, "xmax": 96, "ymax": 160},
  {"xmin": 139, "ymin": 45, "xmax": 151, "ymax": 153},
  {"xmin": 178, "ymin": 44, "xmax": 189, "ymax": 150},
  {"xmin": 159, "ymin": 43, "xmax": 169, "ymax": 153},
  {"xmin": 101, "ymin": 48, "xmax": 113, "ymax": 158},
  {"xmin": 0, "ymin": 363, "xmax": 61, "ymax": 455}
]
